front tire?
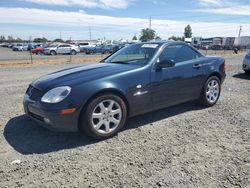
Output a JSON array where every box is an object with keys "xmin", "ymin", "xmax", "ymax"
[
  {"xmin": 244, "ymin": 70, "xmax": 250, "ymax": 74},
  {"xmin": 200, "ymin": 76, "xmax": 221, "ymax": 107},
  {"xmin": 79, "ymin": 94, "xmax": 127, "ymax": 140},
  {"xmin": 50, "ymin": 50, "xmax": 56, "ymax": 55}
]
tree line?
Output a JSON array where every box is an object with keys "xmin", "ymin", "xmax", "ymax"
[
  {"xmin": 0, "ymin": 36, "xmax": 65, "ymax": 43},
  {"xmin": 1, "ymin": 25, "xmax": 193, "ymax": 43},
  {"xmin": 135, "ymin": 24, "xmax": 192, "ymax": 42}
]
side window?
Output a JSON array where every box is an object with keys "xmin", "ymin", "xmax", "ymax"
[
  {"xmin": 159, "ymin": 45, "xmax": 182, "ymax": 63},
  {"xmin": 175, "ymin": 45, "xmax": 201, "ymax": 62},
  {"xmin": 159, "ymin": 45, "xmax": 201, "ymax": 63}
]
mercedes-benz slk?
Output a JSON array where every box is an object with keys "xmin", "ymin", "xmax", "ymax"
[{"xmin": 23, "ymin": 41, "xmax": 226, "ymax": 139}]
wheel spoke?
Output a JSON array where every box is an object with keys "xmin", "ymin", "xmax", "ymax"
[
  {"xmin": 111, "ymin": 108, "xmax": 121, "ymax": 116},
  {"xmin": 108, "ymin": 101, "xmax": 114, "ymax": 111},
  {"xmin": 104, "ymin": 121, "xmax": 110, "ymax": 132},
  {"xmin": 98, "ymin": 102, "xmax": 106, "ymax": 113},
  {"xmin": 94, "ymin": 121, "xmax": 104, "ymax": 129},
  {"xmin": 110, "ymin": 117, "xmax": 120, "ymax": 125},
  {"xmin": 92, "ymin": 113, "xmax": 104, "ymax": 119}
]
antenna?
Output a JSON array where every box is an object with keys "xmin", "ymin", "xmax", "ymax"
[{"xmin": 238, "ymin": 26, "xmax": 242, "ymax": 47}]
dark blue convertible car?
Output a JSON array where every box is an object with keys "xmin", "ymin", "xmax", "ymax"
[{"xmin": 23, "ymin": 41, "xmax": 226, "ymax": 139}]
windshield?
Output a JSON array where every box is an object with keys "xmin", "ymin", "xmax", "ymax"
[{"xmin": 104, "ymin": 43, "xmax": 160, "ymax": 65}]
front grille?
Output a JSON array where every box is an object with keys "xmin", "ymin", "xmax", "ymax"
[{"xmin": 26, "ymin": 85, "xmax": 43, "ymax": 101}]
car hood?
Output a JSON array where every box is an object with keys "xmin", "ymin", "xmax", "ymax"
[
  {"xmin": 32, "ymin": 63, "xmax": 138, "ymax": 91},
  {"xmin": 44, "ymin": 47, "xmax": 56, "ymax": 50}
]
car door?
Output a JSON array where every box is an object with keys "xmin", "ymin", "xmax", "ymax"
[
  {"xmin": 64, "ymin": 45, "xmax": 72, "ymax": 53},
  {"xmin": 151, "ymin": 44, "xmax": 206, "ymax": 108},
  {"xmin": 56, "ymin": 45, "xmax": 65, "ymax": 54}
]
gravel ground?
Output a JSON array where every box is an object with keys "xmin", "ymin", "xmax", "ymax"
[{"xmin": 0, "ymin": 54, "xmax": 249, "ymax": 187}]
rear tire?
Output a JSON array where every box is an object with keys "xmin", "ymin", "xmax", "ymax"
[
  {"xmin": 71, "ymin": 50, "xmax": 77, "ymax": 55},
  {"xmin": 200, "ymin": 76, "xmax": 221, "ymax": 107},
  {"xmin": 79, "ymin": 94, "xmax": 127, "ymax": 140}
]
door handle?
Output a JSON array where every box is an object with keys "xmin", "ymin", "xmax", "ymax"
[{"xmin": 193, "ymin": 64, "xmax": 202, "ymax": 69}]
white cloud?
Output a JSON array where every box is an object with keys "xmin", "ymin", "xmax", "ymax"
[
  {"xmin": 22, "ymin": 0, "xmax": 135, "ymax": 9},
  {"xmin": 196, "ymin": 0, "xmax": 250, "ymax": 15},
  {"xmin": 195, "ymin": 5, "xmax": 250, "ymax": 15},
  {"xmin": 199, "ymin": 0, "xmax": 225, "ymax": 6},
  {"xmin": 0, "ymin": 7, "xmax": 249, "ymax": 40}
]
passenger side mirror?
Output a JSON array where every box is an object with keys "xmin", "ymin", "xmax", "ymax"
[{"xmin": 156, "ymin": 59, "xmax": 175, "ymax": 71}]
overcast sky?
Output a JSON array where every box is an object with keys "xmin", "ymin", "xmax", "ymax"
[{"xmin": 0, "ymin": 0, "xmax": 250, "ymax": 40}]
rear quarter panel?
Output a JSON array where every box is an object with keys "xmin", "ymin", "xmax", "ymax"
[{"xmin": 202, "ymin": 56, "xmax": 226, "ymax": 82}]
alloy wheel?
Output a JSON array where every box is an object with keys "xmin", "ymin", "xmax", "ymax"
[
  {"xmin": 206, "ymin": 79, "xmax": 220, "ymax": 103},
  {"xmin": 91, "ymin": 99, "xmax": 122, "ymax": 134}
]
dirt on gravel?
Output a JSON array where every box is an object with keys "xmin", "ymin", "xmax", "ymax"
[{"xmin": 0, "ymin": 54, "xmax": 249, "ymax": 187}]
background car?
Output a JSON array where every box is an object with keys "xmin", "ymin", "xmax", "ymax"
[
  {"xmin": 43, "ymin": 44, "xmax": 80, "ymax": 55},
  {"xmin": 23, "ymin": 41, "xmax": 226, "ymax": 140},
  {"xmin": 85, "ymin": 44, "xmax": 110, "ymax": 54},
  {"xmin": 243, "ymin": 52, "xmax": 250, "ymax": 73},
  {"xmin": 78, "ymin": 42, "xmax": 96, "ymax": 52},
  {"xmin": 31, "ymin": 46, "xmax": 44, "ymax": 55},
  {"xmin": 12, "ymin": 43, "xmax": 28, "ymax": 51}
]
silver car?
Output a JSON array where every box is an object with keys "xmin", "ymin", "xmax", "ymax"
[
  {"xmin": 12, "ymin": 43, "xmax": 28, "ymax": 51},
  {"xmin": 243, "ymin": 52, "xmax": 250, "ymax": 74},
  {"xmin": 43, "ymin": 44, "xmax": 80, "ymax": 55}
]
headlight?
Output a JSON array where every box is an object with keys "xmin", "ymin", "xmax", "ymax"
[{"xmin": 41, "ymin": 86, "xmax": 71, "ymax": 104}]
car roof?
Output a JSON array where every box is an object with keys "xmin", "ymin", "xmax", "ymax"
[{"xmin": 140, "ymin": 41, "xmax": 186, "ymax": 46}]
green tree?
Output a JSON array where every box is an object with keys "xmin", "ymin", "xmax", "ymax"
[
  {"xmin": 0, "ymin": 36, "xmax": 5, "ymax": 42},
  {"xmin": 34, "ymin": 37, "xmax": 48, "ymax": 43},
  {"xmin": 16, "ymin": 37, "xmax": 23, "ymax": 42},
  {"xmin": 168, "ymin": 36, "xmax": 183, "ymax": 41},
  {"xmin": 53, "ymin": 38, "xmax": 64, "ymax": 43},
  {"xmin": 184, "ymin": 25, "xmax": 192, "ymax": 38},
  {"xmin": 7, "ymin": 36, "xmax": 14, "ymax": 42},
  {"xmin": 140, "ymin": 28, "xmax": 156, "ymax": 42},
  {"xmin": 132, "ymin": 35, "xmax": 137, "ymax": 40},
  {"xmin": 155, "ymin": 36, "xmax": 161, "ymax": 40}
]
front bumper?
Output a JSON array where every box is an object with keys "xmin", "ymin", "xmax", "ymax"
[
  {"xmin": 43, "ymin": 50, "xmax": 50, "ymax": 55},
  {"xmin": 243, "ymin": 62, "xmax": 250, "ymax": 71},
  {"xmin": 23, "ymin": 94, "xmax": 79, "ymax": 132},
  {"xmin": 243, "ymin": 56, "xmax": 250, "ymax": 71}
]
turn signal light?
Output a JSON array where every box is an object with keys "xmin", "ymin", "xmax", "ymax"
[{"xmin": 61, "ymin": 108, "xmax": 76, "ymax": 115}]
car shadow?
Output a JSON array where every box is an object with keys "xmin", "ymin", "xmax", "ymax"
[
  {"xmin": 233, "ymin": 73, "xmax": 250, "ymax": 80},
  {"xmin": 124, "ymin": 101, "xmax": 203, "ymax": 130},
  {"xmin": 4, "ymin": 101, "xmax": 202, "ymax": 155}
]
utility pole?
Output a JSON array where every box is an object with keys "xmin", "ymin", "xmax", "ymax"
[
  {"xmin": 238, "ymin": 25, "xmax": 242, "ymax": 38},
  {"xmin": 238, "ymin": 26, "xmax": 242, "ymax": 48},
  {"xmin": 89, "ymin": 27, "xmax": 92, "ymax": 41},
  {"xmin": 60, "ymin": 32, "xmax": 62, "ymax": 40},
  {"xmin": 149, "ymin": 16, "xmax": 152, "ymax": 30}
]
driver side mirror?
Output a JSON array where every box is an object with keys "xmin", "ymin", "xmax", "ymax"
[{"xmin": 156, "ymin": 59, "xmax": 175, "ymax": 71}]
